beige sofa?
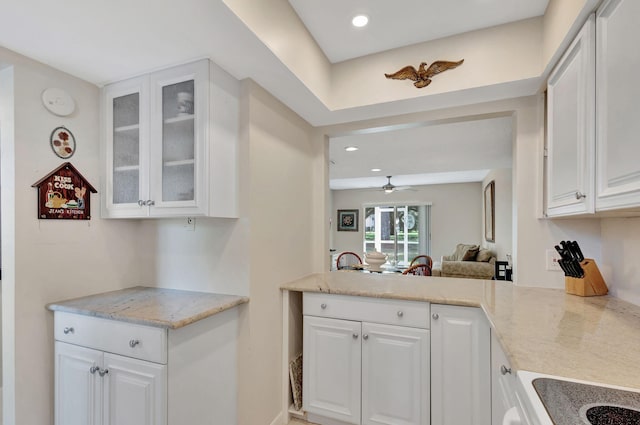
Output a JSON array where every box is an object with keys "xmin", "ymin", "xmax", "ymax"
[{"xmin": 431, "ymin": 243, "xmax": 496, "ymax": 280}]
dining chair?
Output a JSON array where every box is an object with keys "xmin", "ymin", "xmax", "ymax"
[
  {"xmin": 410, "ymin": 255, "xmax": 433, "ymax": 269},
  {"xmin": 336, "ymin": 251, "xmax": 363, "ymax": 270},
  {"xmin": 402, "ymin": 263, "xmax": 432, "ymax": 276}
]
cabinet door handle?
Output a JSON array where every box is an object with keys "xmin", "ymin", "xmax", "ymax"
[
  {"xmin": 138, "ymin": 200, "xmax": 146, "ymax": 206},
  {"xmin": 129, "ymin": 339, "xmax": 140, "ymax": 348},
  {"xmin": 320, "ymin": 303, "xmax": 327, "ymax": 309},
  {"xmin": 397, "ymin": 311, "xmax": 404, "ymax": 317},
  {"xmin": 352, "ymin": 333, "xmax": 358, "ymax": 339},
  {"xmin": 362, "ymin": 334, "xmax": 369, "ymax": 340},
  {"xmin": 63, "ymin": 327, "xmax": 74, "ymax": 334},
  {"xmin": 98, "ymin": 368, "xmax": 109, "ymax": 377},
  {"xmin": 432, "ymin": 313, "xmax": 439, "ymax": 320},
  {"xmin": 89, "ymin": 366, "xmax": 99, "ymax": 374},
  {"xmin": 146, "ymin": 200, "xmax": 155, "ymax": 206},
  {"xmin": 575, "ymin": 191, "xmax": 586, "ymax": 200},
  {"xmin": 500, "ymin": 365, "xmax": 512, "ymax": 375}
]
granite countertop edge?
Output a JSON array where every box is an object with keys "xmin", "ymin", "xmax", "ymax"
[{"xmin": 47, "ymin": 287, "xmax": 249, "ymax": 329}]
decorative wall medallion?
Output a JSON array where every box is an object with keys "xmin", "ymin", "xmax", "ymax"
[
  {"xmin": 50, "ymin": 126, "xmax": 76, "ymax": 159},
  {"xmin": 385, "ymin": 59, "xmax": 464, "ymax": 88}
]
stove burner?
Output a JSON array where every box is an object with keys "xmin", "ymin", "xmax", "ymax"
[{"xmin": 584, "ymin": 405, "xmax": 640, "ymax": 425}]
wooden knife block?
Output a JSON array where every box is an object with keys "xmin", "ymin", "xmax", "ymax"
[{"xmin": 565, "ymin": 258, "xmax": 608, "ymax": 297}]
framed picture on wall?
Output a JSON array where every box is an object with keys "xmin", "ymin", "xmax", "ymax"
[
  {"xmin": 484, "ymin": 180, "xmax": 495, "ymax": 242},
  {"xmin": 337, "ymin": 209, "xmax": 359, "ymax": 231}
]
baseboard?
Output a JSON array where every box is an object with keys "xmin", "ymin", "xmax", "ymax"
[{"xmin": 269, "ymin": 411, "xmax": 284, "ymax": 425}]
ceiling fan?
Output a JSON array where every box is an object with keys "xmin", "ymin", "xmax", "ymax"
[{"xmin": 382, "ymin": 176, "xmax": 413, "ymax": 193}]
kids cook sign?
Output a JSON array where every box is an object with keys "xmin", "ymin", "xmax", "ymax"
[{"xmin": 32, "ymin": 162, "xmax": 97, "ymax": 220}]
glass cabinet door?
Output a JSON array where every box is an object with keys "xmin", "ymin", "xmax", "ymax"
[
  {"xmin": 112, "ymin": 92, "xmax": 141, "ymax": 205},
  {"xmin": 104, "ymin": 75, "xmax": 149, "ymax": 217},
  {"xmin": 160, "ymin": 79, "xmax": 195, "ymax": 203},
  {"xmin": 149, "ymin": 60, "xmax": 207, "ymax": 214}
]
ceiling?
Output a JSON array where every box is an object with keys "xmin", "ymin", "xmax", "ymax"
[
  {"xmin": 329, "ymin": 116, "xmax": 513, "ymax": 190},
  {"xmin": 0, "ymin": 0, "xmax": 547, "ymax": 189},
  {"xmin": 288, "ymin": 0, "xmax": 550, "ymax": 63}
]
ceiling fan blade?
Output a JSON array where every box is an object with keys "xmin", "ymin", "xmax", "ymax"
[{"xmin": 394, "ymin": 185, "xmax": 414, "ymax": 191}]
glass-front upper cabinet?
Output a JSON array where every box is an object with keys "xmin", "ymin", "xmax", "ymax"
[{"xmin": 102, "ymin": 60, "xmax": 221, "ymax": 218}]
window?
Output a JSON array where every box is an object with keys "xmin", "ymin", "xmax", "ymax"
[{"xmin": 363, "ymin": 204, "xmax": 431, "ymax": 266}]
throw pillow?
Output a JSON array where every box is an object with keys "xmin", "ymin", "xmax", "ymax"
[
  {"xmin": 462, "ymin": 247, "xmax": 479, "ymax": 261},
  {"xmin": 454, "ymin": 243, "xmax": 479, "ymax": 261},
  {"xmin": 476, "ymin": 249, "xmax": 493, "ymax": 262}
]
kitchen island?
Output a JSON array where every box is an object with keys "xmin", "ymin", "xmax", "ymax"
[{"xmin": 282, "ymin": 272, "xmax": 640, "ymax": 393}]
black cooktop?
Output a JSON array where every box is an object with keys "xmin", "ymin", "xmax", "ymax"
[{"xmin": 533, "ymin": 378, "xmax": 640, "ymax": 425}]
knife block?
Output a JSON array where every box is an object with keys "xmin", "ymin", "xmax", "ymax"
[{"xmin": 565, "ymin": 258, "xmax": 608, "ymax": 297}]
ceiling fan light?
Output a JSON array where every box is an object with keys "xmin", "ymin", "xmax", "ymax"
[
  {"xmin": 384, "ymin": 188, "xmax": 394, "ymax": 193},
  {"xmin": 345, "ymin": 146, "xmax": 359, "ymax": 152}
]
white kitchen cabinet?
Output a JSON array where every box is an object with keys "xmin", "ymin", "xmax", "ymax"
[
  {"xmin": 102, "ymin": 59, "xmax": 238, "ymax": 218},
  {"xmin": 595, "ymin": 0, "xmax": 640, "ymax": 211},
  {"xmin": 55, "ymin": 341, "xmax": 166, "ymax": 425},
  {"xmin": 303, "ymin": 293, "xmax": 430, "ymax": 425},
  {"xmin": 545, "ymin": 15, "xmax": 595, "ymax": 217},
  {"xmin": 303, "ymin": 315, "xmax": 362, "ymax": 424},
  {"xmin": 490, "ymin": 331, "xmax": 516, "ymax": 425},
  {"xmin": 430, "ymin": 304, "xmax": 490, "ymax": 425},
  {"xmin": 53, "ymin": 307, "xmax": 239, "ymax": 425}
]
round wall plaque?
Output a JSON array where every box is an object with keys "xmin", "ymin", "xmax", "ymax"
[{"xmin": 42, "ymin": 88, "xmax": 75, "ymax": 116}]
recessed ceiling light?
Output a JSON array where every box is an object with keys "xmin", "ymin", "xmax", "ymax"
[
  {"xmin": 345, "ymin": 146, "xmax": 359, "ymax": 152},
  {"xmin": 371, "ymin": 168, "xmax": 381, "ymax": 172},
  {"xmin": 351, "ymin": 15, "xmax": 369, "ymax": 28}
]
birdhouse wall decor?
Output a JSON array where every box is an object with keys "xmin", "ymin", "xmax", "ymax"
[
  {"xmin": 31, "ymin": 162, "xmax": 97, "ymax": 220},
  {"xmin": 385, "ymin": 59, "xmax": 464, "ymax": 88}
]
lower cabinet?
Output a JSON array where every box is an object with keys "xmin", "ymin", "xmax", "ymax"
[
  {"xmin": 430, "ymin": 304, "xmax": 491, "ymax": 425},
  {"xmin": 55, "ymin": 341, "xmax": 166, "ymax": 425},
  {"xmin": 490, "ymin": 330, "xmax": 517, "ymax": 425},
  {"xmin": 303, "ymin": 293, "xmax": 430, "ymax": 425},
  {"xmin": 53, "ymin": 308, "xmax": 240, "ymax": 425}
]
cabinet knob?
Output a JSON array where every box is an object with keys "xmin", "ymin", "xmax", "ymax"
[
  {"xmin": 397, "ymin": 311, "xmax": 404, "ymax": 317},
  {"xmin": 575, "ymin": 191, "xmax": 586, "ymax": 200},
  {"xmin": 89, "ymin": 366, "xmax": 99, "ymax": 374},
  {"xmin": 321, "ymin": 303, "xmax": 327, "ymax": 309},
  {"xmin": 432, "ymin": 313, "xmax": 439, "ymax": 320},
  {"xmin": 138, "ymin": 200, "xmax": 146, "ymax": 206},
  {"xmin": 146, "ymin": 200, "xmax": 155, "ymax": 206},
  {"xmin": 129, "ymin": 339, "xmax": 140, "ymax": 348},
  {"xmin": 98, "ymin": 368, "xmax": 109, "ymax": 377},
  {"xmin": 363, "ymin": 334, "xmax": 369, "ymax": 340},
  {"xmin": 500, "ymin": 365, "xmax": 512, "ymax": 375},
  {"xmin": 63, "ymin": 327, "xmax": 74, "ymax": 334},
  {"xmin": 352, "ymin": 333, "xmax": 358, "ymax": 339}
]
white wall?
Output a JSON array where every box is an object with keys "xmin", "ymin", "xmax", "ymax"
[
  {"xmin": 482, "ymin": 169, "xmax": 513, "ymax": 260},
  {"xmin": 0, "ymin": 47, "xmax": 153, "ymax": 424},
  {"xmin": 600, "ymin": 218, "xmax": 640, "ymax": 306},
  {"xmin": 236, "ymin": 81, "xmax": 317, "ymax": 425},
  {"xmin": 331, "ymin": 183, "xmax": 483, "ymax": 264}
]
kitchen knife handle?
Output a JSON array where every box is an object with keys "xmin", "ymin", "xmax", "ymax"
[{"xmin": 571, "ymin": 241, "xmax": 585, "ymax": 262}]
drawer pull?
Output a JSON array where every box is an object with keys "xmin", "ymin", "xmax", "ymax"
[
  {"xmin": 129, "ymin": 339, "xmax": 140, "ymax": 348},
  {"xmin": 363, "ymin": 334, "xmax": 369, "ymax": 340},
  {"xmin": 98, "ymin": 368, "xmax": 109, "ymax": 377},
  {"xmin": 397, "ymin": 311, "xmax": 404, "ymax": 317},
  {"xmin": 500, "ymin": 365, "xmax": 512, "ymax": 375},
  {"xmin": 89, "ymin": 366, "xmax": 99, "ymax": 374},
  {"xmin": 63, "ymin": 327, "xmax": 74, "ymax": 334},
  {"xmin": 352, "ymin": 333, "xmax": 358, "ymax": 339},
  {"xmin": 432, "ymin": 313, "xmax": 439, "ymax": 320},
  {"xmin": 321, "ymin": 303, "xmax": 327, "ymax": 309}
]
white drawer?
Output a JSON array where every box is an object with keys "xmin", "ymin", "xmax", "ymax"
[
  {"xmin": 54, "ymin": 311, "xmax": 167, "ymax": 364},
  {"xmin": 303, "ymin": 292, "xmax": 429, "ymax": 329}
]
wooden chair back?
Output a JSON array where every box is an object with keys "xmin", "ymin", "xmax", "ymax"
[
  {"xmin": 402, "ymin": 263, "xmax": 432, "ymax": 276},
  {"xmin": 336, "ymin": 251, "xmax": 363, "ymax": 270},
  {"xmin": 410, "ymin": 255, "xmax": 433, "ymax": 268}
]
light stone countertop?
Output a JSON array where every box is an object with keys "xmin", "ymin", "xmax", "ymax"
[
  {"xmin": 47, "ymin": 286, "xmax": 249, "ymax": 329},
  {"xmin": 281, "ymin": 272, "xmax": 640, "ymax": 391}
]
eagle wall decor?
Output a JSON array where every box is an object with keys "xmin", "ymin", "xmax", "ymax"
[{"xmin": 385, "ymin": 59, "xmax": 464, "ymax": 88}]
